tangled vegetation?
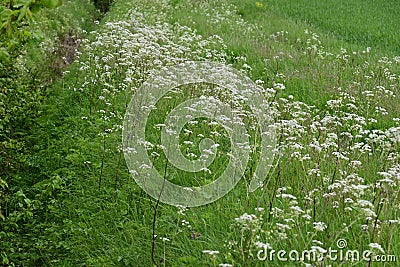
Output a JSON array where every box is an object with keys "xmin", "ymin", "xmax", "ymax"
[{"xmin": 1, "ymin": 0, "xmax": 399, "ymax": 266}]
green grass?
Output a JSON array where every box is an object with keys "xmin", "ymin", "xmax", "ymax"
[
  {"xmin": 2, "ymin": 0, "xmax": 400, "ymax": 266},
  {"xmin": 263, "ymin": 0, "xmax": 400, "ymax": 55},
  {"xmin": 169, "ymin": 0, "xmax": 400, "ymax": 111}
]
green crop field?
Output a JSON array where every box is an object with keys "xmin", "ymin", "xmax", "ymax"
[{"xmin": 1, "ymin": 0, "xmax": 399, "ymax": 266}]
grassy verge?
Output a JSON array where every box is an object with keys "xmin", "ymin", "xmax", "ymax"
[
  {"xmin": 5, "ymin": 0, "xmax": 400, "ymax": 266},
  {"xmin": 0, "ymin": 1, "xmax": 99, "ymax": 265}
]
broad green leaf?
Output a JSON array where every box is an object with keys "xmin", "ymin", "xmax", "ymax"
[{"xmin": 40, "ymin": 0, "xmax": 62, "ymax": 9}]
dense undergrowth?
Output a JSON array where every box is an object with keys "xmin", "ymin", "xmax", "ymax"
[
  {"xmin": 1, "ymin": 0, "xmax": 400, "ymax": 266},
  {"xmin": 0, "ymin": 0, "xmax": 100, "ymax": 265}
]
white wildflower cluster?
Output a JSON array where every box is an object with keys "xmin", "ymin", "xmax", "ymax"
[
  {"xmin": 226, "ymin": 21, "xmax": 400, "ymax": 265},
  {"xmin": 72, "ymin": 1, "xmax": 229, "ymax": 137},
  {"xmin": 202, "ymin": 250, "xmax": 219, "ymax": 255},
  {"xmin": 271, "ymin": 188, "xmax": 311, "ymax": 241},
  {"xmin": 233, "ymin": 213, "xmax": 259, "ymax": 229},
  {"xmin": 174, "ymin": 1, "xmax": 260, "ymax": 36},
  {"xmin": 66, "ymin": 0, "xmax": 400, "ymax": 265}
]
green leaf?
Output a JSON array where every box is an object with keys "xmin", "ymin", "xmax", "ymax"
[
  {"xmin": 32, "ymin": 30, "xmax": 44, "ymax": 40},
  {"xmin": 25, "ymin": 7, "xmax": 32, "ymax": 20},
  {"xmin": 17, "ymin": 7, "xmax": 26, "ymax": 22},
  {"xmin": 40, "ymin": 0, "xmax": 62, "ymax": 9},
  {"xmin": 0, "ymin": 177, "xmax": 8, "ymax": 189},
  {"xmin": 0, "ymin": 47, "xmax": 9, "ymax": 62},
  {"xmin": 0, "ymin": 7, "xmax": 12, "ymax": 23},
  {"xmin": 11, "ymin": 9, "xmax": 19, "ymax": 17},
  {"xmin": 31, "ymin": 3, "xmax": 41, "ymax": 13},
  {"xmin": 23, "ymin": 29, "xmax": 32, "ymax": 37}
]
